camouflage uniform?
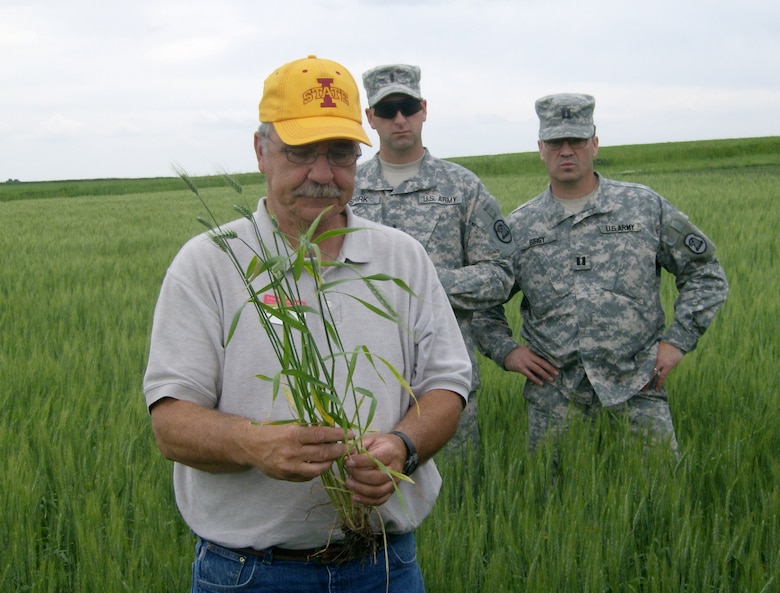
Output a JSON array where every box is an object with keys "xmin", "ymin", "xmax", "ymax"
[
  {"xmin": 475, "ymin": 173, "xmax": 729, "ymax": 451},
  {"xmin": 351, "ymin": 150, "xmax": 515, "ymax": 453}
]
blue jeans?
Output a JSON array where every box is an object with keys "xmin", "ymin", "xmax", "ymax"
[{"xmin": 191, "ymin": 532, "xmax": 425, "ymax": 593}]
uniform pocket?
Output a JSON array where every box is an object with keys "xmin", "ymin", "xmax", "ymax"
[
  {"xmin": 518, "ymin": 234, "xmax": 571, "ymax": 316},
  {"xmin": 596, "ymin": 223, "xmax": 656, "ymax": 300}
]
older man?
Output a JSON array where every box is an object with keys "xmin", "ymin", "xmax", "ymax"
[{"xmin": 144, "ymin": 55, "xmax": 471, "ymax": 593}]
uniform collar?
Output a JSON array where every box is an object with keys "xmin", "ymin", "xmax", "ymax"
[
  {"xmin": 359, "ymin": 149, "xmax": 435, "ymax": 193},
  {"xmin": 544, "ymin": 172, "xmax": 617, "ymax": 225}
]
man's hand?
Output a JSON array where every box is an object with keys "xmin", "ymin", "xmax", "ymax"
[
  {"xmin": 643, "ymin": 341, "xmax": 685, "ymax": 391},
  {"xmin": 344, "ymin": 432, "xmax": 405, "ymax": 506},
  {"xmin": 246, "ymin": 422, "xmax": 352, "ymax": 482},
  {"xmin": 150, "ymin": 398, "xmax": 350, "ymax": 481},
  {"xmin": 503, "ymin": 345, "xmax": 559, "ymax": 385}
]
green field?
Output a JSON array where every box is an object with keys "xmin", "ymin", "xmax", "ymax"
[{"xmin": 1, "ymin": 137, "xmax": 778, "ymax": 592}]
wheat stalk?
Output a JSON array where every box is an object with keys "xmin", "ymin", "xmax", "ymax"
[{"xmin": 176, "ymin": 168, "xmax": 416, "ymax": 555}]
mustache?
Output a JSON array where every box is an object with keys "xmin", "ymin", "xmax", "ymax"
[{"xmin": 292, "ymin": 184, "xmax": 343, "ymax": 199}]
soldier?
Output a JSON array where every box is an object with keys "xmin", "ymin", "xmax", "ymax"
[
  {"xmin": 351, "ymin": 64, "xmax": 515, "ymax": 458},
  {"xmin": 474, "ymin": 93, "xmax": 729, "ymax": 455}
]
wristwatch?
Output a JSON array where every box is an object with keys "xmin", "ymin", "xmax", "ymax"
[{"xmin": 390, "ymin": 430, "xmax": 419, "ymax": 476}]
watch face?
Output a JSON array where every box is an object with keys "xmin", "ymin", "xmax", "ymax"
[{"xmin": 404, "ymin": 453, "xmax": 419, "ymax": 475}]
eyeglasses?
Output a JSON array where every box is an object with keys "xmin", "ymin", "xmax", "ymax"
[
  {"xmin": 270, "ymin": 139, "xmax": 361, "ymax": 167},
  {"xmin": 542, "ymin": 137, "xmax": 591, "ymax": 150},
  {"xmin": 372, "ymin": 98, "xmax": 424, "ymax": 119}
]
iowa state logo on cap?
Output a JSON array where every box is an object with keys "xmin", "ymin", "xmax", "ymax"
[{"xmin": 302, "ymin": 78, "xmax": 350, "ymax": 110}]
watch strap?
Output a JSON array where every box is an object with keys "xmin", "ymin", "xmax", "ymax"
[{"xmin": 389, "ymin": 430, "xmax": 418, "ymax": 475}]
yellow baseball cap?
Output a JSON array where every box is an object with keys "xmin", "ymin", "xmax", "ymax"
[{"xmin": 259, "ymin": 55, "xmax": 372, "ymax": 147}]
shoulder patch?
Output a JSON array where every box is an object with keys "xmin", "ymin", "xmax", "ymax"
[
  {"xmin": 662, "ymin": 211, "xmax": 716, "ymax": 261},
  {"xmin": 494, "ymin": 219, "xmax": 512, "ymax": 244},
  {"xmin": 684, "ymin": 233, "xmax": 708, "ymax": 255},
  {"xmin": 474, "ymin": 199, "xmax": 514, "ymax": 253}
]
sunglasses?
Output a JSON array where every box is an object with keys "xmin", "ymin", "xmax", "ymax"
[{"xmin": 372, "ymin": 98, "xmax": 424, "ymax": 119}]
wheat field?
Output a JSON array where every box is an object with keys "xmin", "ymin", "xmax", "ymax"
[{"xmin": 1, "ymin": 137, "xmax": 778, "ymax": 592}]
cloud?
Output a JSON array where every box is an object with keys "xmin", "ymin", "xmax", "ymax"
[
  {"xmin": 147, "ymin": 36, "xmax": 233, "ymax": 64},
  {"xmin": 41, "ymin": 114, "xmax": 84, "ymax": 136},
  {"xmin": 1, "ymin": 0, "xmax": 778, "ymax": 181}
]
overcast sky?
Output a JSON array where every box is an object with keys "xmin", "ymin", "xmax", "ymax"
[{"xmin": 2, "ymin": 0, "xmax": 779, "ymax": 182}]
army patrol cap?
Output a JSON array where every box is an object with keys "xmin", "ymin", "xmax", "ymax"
[
  {"xmin": 535, "ymin": 93, "xmax": 596, "ymax": 140},
  {"xmin": 362, "ymin": 64, "xmax": 423, "ymax": 107}
]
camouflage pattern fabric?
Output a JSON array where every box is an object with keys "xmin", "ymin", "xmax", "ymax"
[
  {"xmin": 362, "ymin": 64, "xmax": 422, "ymax": 107},
  {"xmin": 524, "ymin": 375, "xmax": 679, "ymax": 454},
  {"xmin": 535, "ymin": 93, "xmax": 596, "ymax": 140},
  {"xmin": 474, "ymin": 173, "xmax": 728, "ymax": 448},
  {"xmin": 351, "ymin": 150, "xmax": 515, "ymax": 453}
]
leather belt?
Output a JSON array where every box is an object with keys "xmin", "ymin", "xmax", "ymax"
[
  {"xmin": 236, "ymin": 533, "xmax": 399, "ymax": 565},
  {"xmin": 238, "ymin": 543, "xmax": 352, "ymax": 564}
]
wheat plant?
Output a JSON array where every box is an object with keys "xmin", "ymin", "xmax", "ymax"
[{"xmin": 177, "ymin": 168, "xmax": 416, "ymax": 557}]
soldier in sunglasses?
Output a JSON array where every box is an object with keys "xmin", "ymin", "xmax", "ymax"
[{"xmin": 351, "ymin": 64, "xmax": 516, "ymax": 462}]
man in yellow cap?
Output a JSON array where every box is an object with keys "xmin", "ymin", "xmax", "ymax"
[{"xmin": 144, "ymin": 55, "xmax": 471, "ymax": 592}]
